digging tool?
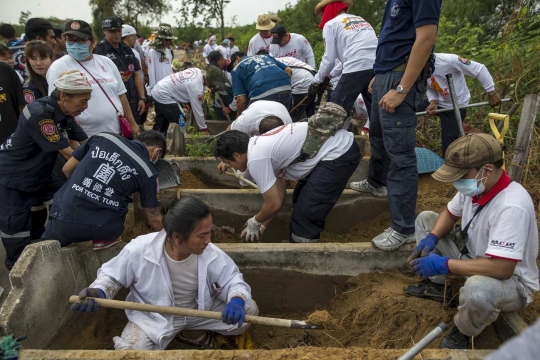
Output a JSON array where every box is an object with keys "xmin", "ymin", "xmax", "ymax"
[
  {"xmin": 289, "ymin": 94, "xmax": 312, "ymax": 115},
  {"xmin": 216, "ymin": 93, "xmax": 232, "ymax": 123},
  {"xmin": 69, "ymin": 296, "xmax": 323, "ymax": 329},
  {"xmin": 415, "ymin": 98, "xmax": 512, "ymax": 116},
  {"xmin": 224, "ymin": 166, "xmax": 259, "ymax": 190},
  {"xmin": 205, "ymin": 130, "xmax": 228, "ymax": 143},
  {"xmin": 446, "ymin": 74, "xmax": 465, "ymax": 137},
  {"xmin": 398, "ymin": 322, "xmax": 448, "ymax": 360}
]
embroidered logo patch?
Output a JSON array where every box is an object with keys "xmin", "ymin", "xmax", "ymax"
[
  {"xmin": 71, "ymin": 22, "xmax": 81, "ymax": 30},
  {"xmin": 391, "ymin": 3, "xmax": 400, "ymax": 17},
  {"xmin": 459, "ymin": 56, "xmax": 471, "ymax": 65},
  {"xmin": 39, "ymin": 119, "xmax": 60, "ymax": 142},
  {"xmin": 23, "ymin": 90, "xmax": 35, "ymax": 104},
  {"xmin": 451, "ymin": 152, "xmax": 460, "ymax": 164}
]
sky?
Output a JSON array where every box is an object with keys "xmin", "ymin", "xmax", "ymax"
[{"xmin": 1, "ymin": 0, "xmax": 298, "ymax": 27}]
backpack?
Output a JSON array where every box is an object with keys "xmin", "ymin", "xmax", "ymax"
[{"xmin": 292, "ymin": 102, "xmax": 348, "ymax": 164}]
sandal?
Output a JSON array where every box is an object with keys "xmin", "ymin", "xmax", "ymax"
[{"xmin": 176, "ymin": 331, "xmax": 217, "ymax": 349}]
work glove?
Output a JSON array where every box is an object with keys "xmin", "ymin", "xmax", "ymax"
[
  {"xmin": 1, "ymin": 335, "xmax": 26, "ymax": 360},
  {"xmin": 308, "ymin": 81, "xmax": 320, "ymax": 96},
  {"xmin": 71, "ymin": 287, "xmax": 107, "ymax": 313},
  {"xmin": 407, "ymin": 233, "xmax": 439, "ymax": 262},
  {"xmin": 320, "ymin": 75, "xmax": 331, "ymax": 89},
  {"xmin": 411, "ymin": 254, "xmax": 449, "ymax": 279},
  {"xmin": 222, "ymin": 297, "xmax": 246, "ymax": 327},
  {"xmin": 241, "ymin": 217, "xmax": 263, "ymax": 242}
]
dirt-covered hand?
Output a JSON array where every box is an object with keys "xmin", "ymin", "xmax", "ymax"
[{"xmin": 71, "ymin": 288, "xmax": 107, "ymax": 313}]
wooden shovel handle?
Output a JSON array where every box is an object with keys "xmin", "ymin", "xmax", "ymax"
[{"xmin": 69, "ymin": 296, "xmax": 322, "ymax": 329}]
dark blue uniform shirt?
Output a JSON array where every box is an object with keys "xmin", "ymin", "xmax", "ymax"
[
  {"xmin": 7, "ymin": 39, "xmax": 26, "ymax": 78},
  {"xmin": 50, "ymin": 133, "xmax": 159, "ymax": 225},
  {"xmin": 22, "ymin": 75, "xmax": 49, "ymax": 104},
  {"xmin": 0, "ymin": 96, "xmax": 87, "ymax": 192},
  {"xmin": 95, "ymin": 40, "xmax": 141, "ymax": 103},
  {"xmin": 373, "ymin": 0, "xmax": 442, "ymax": 74}
]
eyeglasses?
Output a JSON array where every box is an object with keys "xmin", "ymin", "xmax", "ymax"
[{"xmin": 63, "ymin": 36, "xmax": 92, "ymax": 45}]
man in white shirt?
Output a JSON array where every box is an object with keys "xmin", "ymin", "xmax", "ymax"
[
  {"xmin": 216, "ymin": 39, "xmax": 231, "ymax": 60},
  {"xmin": 228, "ymin": 37, "xmax": 239, "ymax": 54},
  {"xmin": 47, "ymin": 19, "xmax": 139, "ymax": 137},
  {"xmin": 269, "ymin": 25, "xmax": 316, "ymax": 68},
  {"xmin": 202, "ymin": 35, "xmax": 217, "ymax": 65},
  {"xmin": 228, "ymin": 100, "xmax": 292, "ymax": 136},
  {"xmin": 405, "ymin": 133, "xmax": 539, "ymax": 350},
  {"xmin": 247, "ymin": 15, "xmax": 275, "ymax": 56},
  {"xmin": 145, "ymin": 24, "xmax": 176, "ymax": 92},
  {"xmin": 214, "ymin": 103, "xmax": 361, "ymax": 244},
  {"xmin": 311, "ymin": 0, "xmax": 377, "ymax": 114},
  {"xmin": 425, "ymin": 53, "xmax": 502, "ymax": 157},
  {"xmin": 151, "ymin": 67, "xmax": 207, "ymax": 133}
]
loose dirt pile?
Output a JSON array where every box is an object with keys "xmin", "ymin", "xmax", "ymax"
[{"xmin": 180, "ymin": 171, "xmax": 209, "ymax": 189}]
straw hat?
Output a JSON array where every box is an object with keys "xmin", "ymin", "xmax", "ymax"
[
  {"xmin": 313, "ymin": 0, "xmax": 354, "ymax": 17},
  {"xmin": 256, "ymin": 14, "xmax": 276, "ymax": 31},
  {"xmin": 268, "ymin": 14, "xmax": 281, "ymax": 23}
]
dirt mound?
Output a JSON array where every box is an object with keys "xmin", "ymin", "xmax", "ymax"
[{"xmin": 180, "ymin": 171, "xmax": 208, "ymax": 189}]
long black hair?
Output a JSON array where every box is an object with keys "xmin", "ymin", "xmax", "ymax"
[{"xmin": 160, "ymin": 196, "xmax": 211, "ymax": 241}]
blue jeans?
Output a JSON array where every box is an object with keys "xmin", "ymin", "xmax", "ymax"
[
  {"xmin": 367, "ymin": 71, "xmax": 426, "ymax": 235},
  {"xmin": 249, "ymin": 91, "xmax": 292, "ymax": 111},
  {"xmin": 330, "ymin": 69, "xmax": 373, "ymax": 115}
]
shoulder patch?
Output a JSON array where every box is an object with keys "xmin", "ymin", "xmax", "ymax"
[
  {"xmin": 39, "ymin": 119, "xmax": 61, "ymax": 142},
  {"xmin": 458, "ymin": 56, "xmax": 471, "ymax": 65},
  {"xmin": 23, "ymin": 89, "xmax": 35, "ymax": 104}
]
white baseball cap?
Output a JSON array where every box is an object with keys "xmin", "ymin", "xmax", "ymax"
[{"xmin": 122, "ymin": 24, "xmax": 137, "ymax": 37}]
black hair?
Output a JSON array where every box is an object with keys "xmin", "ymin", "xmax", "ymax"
[
  {"xmin": 227, "ymin": 51, "xmax": 247, "ymax": 72},
  {"xmin": 213, "ymin": 130, "xmax": 249, "ymax": 160},
  {"xmin": 25, "ymin": 18, "xmax": 53, "ymax": 41},
  {"xmin": 0, "ymin": 24, "xmax": 16, "ymax": 40},
  {"xmin": 259, "ymin": 116, "xmax": 284, "ymax": 134},
  {"xmin": 0, "ymin": 44, "xmax": 12, "ymax": 57},
  {"xmin": 53, "ymin": 27, "xmax": 63, "ymax": 38},
  {"xmin": 227, "ymin": 36, "xmax": 235, "ymax": 42},
  {"xmin": 160, "ymin": 196, "xmax": 211, "ymax": 241},
  {"xmin": 138, "ymin": 130, "xmax": 167, "ymax": 157},
  {"xmin": 25, "ymin": 41, "xmax": 54, "ymax": 97},
  {"xmin": 182, "ymin": 61, "xmax": 193, "ymax": 70},
  {"xmin": 256, "ymin": 49, "xmax": 269, "ymax": 55}
]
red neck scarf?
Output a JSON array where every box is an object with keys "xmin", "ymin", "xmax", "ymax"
[{"xmin": 319, "ymin": 3, "xmax": 349, "ymax": 29}]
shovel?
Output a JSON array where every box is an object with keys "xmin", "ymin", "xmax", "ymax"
[
  {"xmin": 154, "ymin": 159, "xmax": 181, "ymax": 189},
  {"xmin": 69, "ymin": 296, "xmax": 323, "ymax": 329}
]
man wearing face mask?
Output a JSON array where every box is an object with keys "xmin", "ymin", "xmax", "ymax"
[
  {"xmin": 404, "ymin": 133, "xmax": 539, "ymax": 349},
  {"xmin": 42, "ymin": 130, "xmax": 165, "ymax": 250}
]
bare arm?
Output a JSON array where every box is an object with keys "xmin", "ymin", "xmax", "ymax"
[
  {"xmin": 58, "ymin": 147, "xmax": 73, "ymax": 162},
  {"xmin": 284, "ymin": 67, "xmax": 292, "ymax": 80},
  {"xmin": 236, "ymin": 95, "xmax": 248, "ymax": 116},
  {"xmin": 254, "ymin": 178, "xmax": 287, "ymax": 224},
  {"xmin": 134, "ymin": 74, "xmax": 146, "ymax": 115},
  {"xmin": 62, "ymin": 155, "xmax": 80, "ymax": 177},
  {"xmin": 119, "ymin": 94, "xmax": 140, "ymax": 137},
  {"xmin": 448, "ymin": 258, "xmax": 517, "ymax": 280},
  {"xmin": 144, "ymin": 207, "xmax": 163, "ymax": 231}
]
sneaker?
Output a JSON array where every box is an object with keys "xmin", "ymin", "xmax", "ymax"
[
  {"xmin": 93, "ymin": 237, "xmax": 122, "ymax": 251},
  {"xmin": 350, "ymin": 179, "xmax": 387, "ymax": 197},
  {"xmin": 404, "ymin": 279, "xmax": 453, "ymax": 304},
  {"xmin": 371, "ymin": 228, "xmax": 415, "ymax": 251},
  {"xmin": 439, "ymin": 325, "xmax": 470, "ymax": 349}
]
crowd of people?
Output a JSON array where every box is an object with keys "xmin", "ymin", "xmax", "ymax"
[{"xmin": 0, "ymin": 0, "xmax": 537, "ymax": 355}]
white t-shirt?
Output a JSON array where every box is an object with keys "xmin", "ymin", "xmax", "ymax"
[
  {"xmin": 247, "ymin": 122, "xmax": 353, "ymax": 193},
  {"xmin": 146, "ymin": 48, "xmax": 173, "ymax": 91},
  {"xmin": 216, "ymin": 45, "xmax": 230, "ymax": 59},
  {"xmin": 151, "ymin": 68, "xmax": 206, "ymax": 130},
  {"xmin": 447, "ymin": 180, "xmax": 539, "ymax": 299},
  {"xmin": 230, "ymin": 100, "xmax": 293, "ymax": 136},
  {"xmin": 164, "ymin": 251, "xmax": 199, "ymax": 309},
  {"xmin": 203, "ymin": 43, "xmax": 218, "ymax": 64},
  {"xmin": 315, "ymin": 13, "xmax": 378, "ymax": 83},
  {"xmin": 427, "ymin": 53, "xmax": 496, "ymax": 109},
  {"xmin": 247, "ymin": 33, "xmax": 273, "ymax": 56},
  {"xmin": 269, "ymin": 33, "xmax": 316, "ymax": 68},
  {"xmin": 230, "ymin": 45, "xmax": 240, "ymax": 54},
  {"xmin": 276, "ymin": 57, "xmax": 315, "ymax": 95},
  {"xmin": 46, "ymin": 54, "xmax": 127, "ymax": 137}
]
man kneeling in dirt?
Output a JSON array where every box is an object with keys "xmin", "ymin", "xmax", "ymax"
[
  {"xmin": 405, "ymin": 133, "xmax": 539, "ymax": 349},
  {"xmin": 214, "ymin": 103, "xmax": 361, "ymax": 243}
]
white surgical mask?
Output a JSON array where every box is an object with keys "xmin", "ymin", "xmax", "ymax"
[
  {"xmin": 150, "ymin": 148, "xmax": 161, "ymax": 164},
  {"xmin": 453, "ymin": 166, "xmax": 490, "ymax": 197}
]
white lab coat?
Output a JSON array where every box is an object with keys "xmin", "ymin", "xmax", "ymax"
[{"xmin": 90, "ymin": 230, "xmax": 252, "ymax": 349}]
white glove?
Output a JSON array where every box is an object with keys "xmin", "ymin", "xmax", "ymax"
[{"xmin": 241, "ymin": 217, "xmax": 263, "ymax": 242}]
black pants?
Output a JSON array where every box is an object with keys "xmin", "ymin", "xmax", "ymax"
[
  {"xmin": 0, "ymin": 183, "xmax": 56, "ymax": 269},
  {"xmin": 330, "ymin": 69, "xmax": 373, "ymax": 116},
  {"xmin": 290, "ymin": 93, "xmax": 315, "ymax": 122},
  {"xmin": 290, "ymin": 140, "xmax": 362, "ymax": 243},
  {"xmin": 129, "ymin": 100, "xmax": 140, "ymax": 126},
  {"xmin": 249, "ymin": 91, "xmax": 292, "ymax": 111},
  {"xmin": 213, "ymin": 93, "xmax": 237, "ymax": 121},
  {"xmin": 43, "ymin": 217, "xmax": 125, "ymax": 247},
  {"xmin": 439, "ymin": 108, "xmax": 467, "ymax": 158},
  {"xmin": 153, "ymin": 101, "xmax": 180, "ymax": 134}
]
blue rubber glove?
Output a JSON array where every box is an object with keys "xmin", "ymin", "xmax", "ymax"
[
  {"xmin": 71, "ymin": 288, "xmax": 107, "ymax": 313},
  {"xmin": 411, "ymin": 254, "xmax": 450, "ymax": 279},
  {"xmin": 407, "ymin": 233, "xmax": 439, "ymax": 262},
  {"xmin": 222, "ymin": 297, "xmax": 245, "ymax": 327}
]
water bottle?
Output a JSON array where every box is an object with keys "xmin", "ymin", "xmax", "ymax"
[{"xmin": 179, "ymin": 113, "xmax": 186, "ymax": 134}]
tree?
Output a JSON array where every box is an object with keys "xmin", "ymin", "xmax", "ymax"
[
  {"xmin": 177, "ymin": 0, "xmax": 230, "ymax": 40},
  {"xmin": 18, "ymin": 11, "xmax": 32, "ymax": 27}
]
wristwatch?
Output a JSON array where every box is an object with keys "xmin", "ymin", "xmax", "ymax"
[
  {"xmin": 396, "ymin": 85, "xmax": 408, "ymax": 94},
  {"xmin": 139, "ymin": 97, "xmax": 147, "ymax": 102}
]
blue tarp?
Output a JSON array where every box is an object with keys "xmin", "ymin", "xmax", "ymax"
[{"xmin": 415, "ymin": 147, "xmax": 445, "ymax": 174}]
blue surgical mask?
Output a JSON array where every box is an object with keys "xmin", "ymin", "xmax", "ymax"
[
  {"xmin": 453, "ymin": 166, "xmax": 489, "ymax": 197},
  {"xmin": 66, "ymin": 42, "xmax": 91, "ymax": 61}
]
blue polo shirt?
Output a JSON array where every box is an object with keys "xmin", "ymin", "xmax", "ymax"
[
  {"xmin": 50, "ymin": 133, "xmax": 159, "ymax": 225},
  {"xmin": 373, "ymin": 0, "xmax": 442, "ymax": 74},
  {"xmin": 0, "ymin": 96, "xmax": 88, "ymax": 192},
  {"xmin": 231, "ymin": 55, "xmax": 291, "ymax": 100}
]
